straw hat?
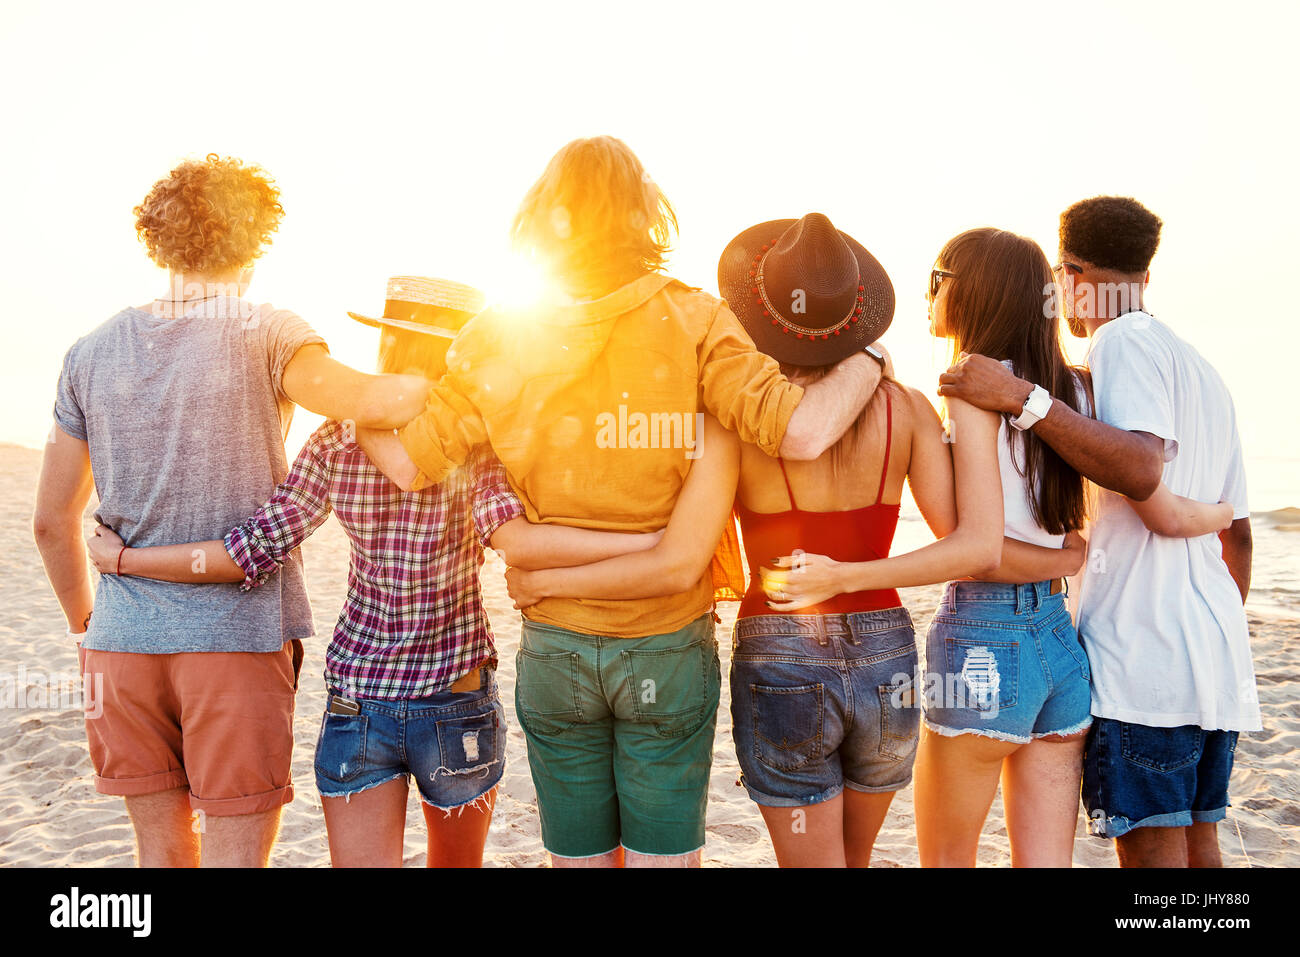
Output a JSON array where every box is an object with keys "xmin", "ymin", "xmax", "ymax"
[{"xmin": 348, "ymin": 276, "xmax": 486, "ymax": 338}]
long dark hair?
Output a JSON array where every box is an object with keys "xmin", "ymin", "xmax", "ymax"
[{"xmin": 937, "ymin": 228, "xmax": 1087, "ymax": 534}]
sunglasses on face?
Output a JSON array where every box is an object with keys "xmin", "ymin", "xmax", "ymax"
[{"xmin": 929, "ymin": 268, "xmax": 955, "ymax": 301}]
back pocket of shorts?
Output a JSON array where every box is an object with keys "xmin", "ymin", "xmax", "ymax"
[
  {"xmin": 516, "ymin": 649, "xmax": 584, "ymax": 736},
  {"xmin": 620, "ymin": 639, "xmax": 713, "ymax": 738},
  {"xmin": 878, "ymin": 673, "xmax": 921, "ymax": 761},
  {"xmin": 436, "ymin": 708, "xmax": 501, "ymax": 776},
  {"xmin": 750, "ymin": 683, "xmax": 824, "ymax": 771},
  {"xmin": 1120, "ymin": 722, "xmax": 1203, "ymax": 772},
  {"xmin": 315, "ymin": 713, "xmax": 368, "ymax": 783},
  {"xmin": 943, "ymin": 635, "xmax": 1019, "ymax": 713}
]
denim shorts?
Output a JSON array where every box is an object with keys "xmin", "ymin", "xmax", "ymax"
[
  {"xmin": 313, "ymin": 666, "xmax": 505, "ymax": 810},
  {"xmin": 730, "ymin": 607, "xmax": 919, "ymax": 808},
  {"xmin": 515, "ymin": 614, "xmax": 720, "ymax": 858},
  {"xmin": 923, "ymin": 580, "xmax": 1092, "ymax": 743},
  {"xmin": 1081, "ymin": 717, "xmax": 1239, "ymax": 838}
]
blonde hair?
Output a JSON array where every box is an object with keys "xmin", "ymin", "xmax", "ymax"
[
  {"xmin": 376, "ymin": 326, "xmax": 454, "ymax": 377},
  {"xmin": 134, "ymin": 154, "xmax": 283, "ymax": 273},
  {"xmin": 512, "ymin": 136, "xmax": 677, "ymax": 296}
]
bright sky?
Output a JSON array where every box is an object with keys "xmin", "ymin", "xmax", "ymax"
[{"xmin": 2, "ymin": 1, "xmax": 1295, "ymax": 505}]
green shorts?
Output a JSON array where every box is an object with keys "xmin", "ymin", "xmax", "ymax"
[{"xmin": 515, "ymin": 614, "xmax": 721, "ymax": 858}]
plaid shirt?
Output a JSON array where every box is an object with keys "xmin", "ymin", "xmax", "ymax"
[{"xmin": 224, "ymin": 420, "xmax": 525, "ymax": 700}]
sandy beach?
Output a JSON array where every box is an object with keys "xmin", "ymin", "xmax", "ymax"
[{"xmin": 2, "ymin": 441, "xmax": 1296, "ymax": 867}]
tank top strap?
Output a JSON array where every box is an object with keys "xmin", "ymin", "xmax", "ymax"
[
  {"xmin": 776, "ymin": 457, "xmax": 799, "ymax": 511},
  {"xmin": 875, "ymin": 392, "xmax": 893, "ymax": 505}
]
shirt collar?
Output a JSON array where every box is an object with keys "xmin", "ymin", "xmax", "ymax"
[{"xmin": 544, "ymin": 273, "xmax": 678, "ymax": 325}]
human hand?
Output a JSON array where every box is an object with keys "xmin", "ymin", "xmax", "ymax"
[
  {"xmin": 86, "ymin": 525, "xmax": 125, "ymax": 575},
  {"xmin": 760, "ymin": 552, "xmax": 847, "ymax": 611},
  {"xmin": 505, "ymin": 566, "xmax": 546, "ymax": 609},
  {"xmin": 938, "ymin": 353, "xmax": 1033, "ymax": 414}
]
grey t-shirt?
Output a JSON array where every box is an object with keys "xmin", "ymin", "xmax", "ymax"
[{"xmin": 54, "ymin": 297, "xmax": 324, "ymax": 653}]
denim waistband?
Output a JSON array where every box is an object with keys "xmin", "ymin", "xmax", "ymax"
[
  {"xmin": 942, "ymin": 580, "xmax": 1064, "ymax": 615},
  {"xmin": 734, "ymin": 606, "xmax": 913, "ymax": 645},
  {"xmin": 326, "ymin": 666, "xmax": 496, "ymax": 716}
]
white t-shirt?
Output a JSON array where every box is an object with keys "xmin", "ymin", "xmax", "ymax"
[{"xmin": 1073, "ymin": 311, "xmax": 1259, "ymax": 731}]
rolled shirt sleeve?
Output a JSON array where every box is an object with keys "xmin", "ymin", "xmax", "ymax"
[
  {"xmin": 697, "ymin": 301, "xmax": 803, "ymax": 456},
  {"xmin": 224, "ymin": 428, "xmax": 335, "ymax": 590},
  {"xmin": 465, "ymin": 447, "xmax": 527, "ymax": 548},
  {"xmin": 398, "ymin": 372, "xmax": 489, "ymax": 491}
]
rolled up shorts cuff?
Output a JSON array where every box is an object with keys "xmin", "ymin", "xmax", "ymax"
[
  {"xmin": 740, "ymin": 775, "xmax": 843, "ymax": 808},
  {"xmin": 190, "ymin": 782, "xmax": 294, "ymax": 817},
  {"xmin": 93, "ymin": 767, "xmax": 189, "ymax": 797},
  {"xmin": 844, "ymin": 773, "xmax": 912, "ymax": 794},
  {"xmin": 1088, "ymin": 807, "xmax": 1230, "ymax": 839}
]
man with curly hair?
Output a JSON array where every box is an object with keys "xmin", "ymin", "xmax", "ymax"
[
  {"xmin": 33, "ymin": 154, "xmax": 431, "ymax": 867},
  {"xmin": 938, "ymin": 196, "xmax": 1259, "ymax": 868}
]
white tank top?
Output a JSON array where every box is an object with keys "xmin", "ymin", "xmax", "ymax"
[{"xmin": 997, "ymin": 361, "xmax": 1088, "ymax": 548}]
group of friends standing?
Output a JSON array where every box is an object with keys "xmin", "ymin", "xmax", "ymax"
[{"xmin": 34, "ymin": 136, "xmax": 1259, "ymax": 868}]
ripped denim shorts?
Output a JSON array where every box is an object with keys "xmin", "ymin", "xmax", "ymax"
[
  {"xmin": 314, "ymin": 666, "xmax": 505, "ymax": 810},
  {"xmin": 922, "ymin": 581, "xmax": 1092, "ymax": 744}
]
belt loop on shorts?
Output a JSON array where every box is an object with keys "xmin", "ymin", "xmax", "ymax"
[
  {"xmin": 1014, "ymin": 583, "xmax": 1028, "ymax": 615},
  {"xmin": 946, "ymin": 583, "xmax": 958, "ymax": 613},
  {"xmin": 814, "ymin": 618, "xmax": 829, "ymax": 646}
]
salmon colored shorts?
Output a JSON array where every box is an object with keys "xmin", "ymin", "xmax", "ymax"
[{"xmin": 82, "ymin": 640, "xmax": 303, "ymax": 816}]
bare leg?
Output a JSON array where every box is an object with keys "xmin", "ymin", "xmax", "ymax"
[
  {"xmin": 1116, "ymin": 826, "xmax": 1189, "ymax": 867},
  {"xmin": 624, "ymin": 848, "xmax": 702, "ymax": 868},
  {"xmin": 200, "ymin": 807, "xmax": 282, "ymax": 867},
  {"xmin": 551, "ymin": 847, "xmax": 624, "ymax": 868},
  {"xmin": 914, "ymin": 726, "xmax": 1019, "ymax": 867},
  {"xmin": 124, "ymin": 787, "xmax": 199, "ymax": 868},
  {"xmin": 756, "ymin": 795, "xmax": 846, "ymax": 867},
  {"xmin": 1001, "ymin": 732, "xmax": 1086, "ymax": 867},
  {"xmin": 1186, "ymin": 822, "xmax": 1223, "ymax": 868},
  {"xmin": 422, "ymin": 786, "xmax": 497, "ymax": 867},
  {"xmin": 843, "ymin": 789, "xmax": 897, "ymax": 867},
  {"xmin": 320, "ymin": 777, "xmax": 408, "ymax": 867}
]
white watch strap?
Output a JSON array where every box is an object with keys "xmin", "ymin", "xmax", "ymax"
[{"xmin": 1010, "ymin": 385, "xmax": 1052, "ymax": 431}]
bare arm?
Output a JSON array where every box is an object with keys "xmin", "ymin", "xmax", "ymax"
[
  {"xmin": 505, "ymin": 416, "xmax": 740, "ymax": 606},
  {"xmin": 87, "ymin": 528, "xmax": 244, "ymax": 583},
  {"xmin": 357, "ymin": 427, "xmax": 419, "ymax": 490},
  {"xmin": 87, "ymin": 432, "xmax": 335, "ymax": 588},
  {"xmin": 937, "ymin": 353, "xmax": 1163, "ymax": 499},
  {"xmin": 982, "ymin": 531, "xmax": 1087, "ymax": 585},
  {"xmin": 33, "ymin": 427, "xmax": 96, "ymax": 634},
  {"xmin": 764, "ymin": 393, "xmax": 1004, "ymax": 610},
  {"xmin": 1219, "ymin": 517, "xmax": 1252, "ymax": 603},
  {"xmin": 491, "ymin": 521, "xmax": 661, "ymax": 571},
  {"xmin": 282, "ymin": 344, "xmax": 430, "ymax": 429},
  {"xmin": 780, "ymin": 350, "xmax": 885, "ymax": 461},
  {"xmin": 1127, "ymin": 484, "xmax": 1234, "ymax": 538}
]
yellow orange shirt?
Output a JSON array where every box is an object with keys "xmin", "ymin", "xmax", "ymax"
[{"xmin": 398, "ymin": 273, "xmax": 802, "ymax": 637}]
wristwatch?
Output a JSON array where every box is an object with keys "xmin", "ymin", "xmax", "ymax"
[
  {"xmin": 864, "ymin": 344, "xmax": 887, "ymax": 373},
  {"xmin": 1010, "ymin": 384, "xmax": 1052, "ymax": 431}
]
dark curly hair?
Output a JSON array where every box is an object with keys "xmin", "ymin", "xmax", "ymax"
[
  {"xmin": 1059, "ymin": 196, "xmax": 1162, "ymax": 274},
  {"xmin": 134, "ymin": 154, "xmax": 284, "ymax": 274}
]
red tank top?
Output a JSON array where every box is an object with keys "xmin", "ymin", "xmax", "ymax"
[{"xmin": 736, "ymin": 394, "xmax": 902, "ymax": 618}]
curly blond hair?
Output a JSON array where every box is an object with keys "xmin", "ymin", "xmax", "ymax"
[{"xmin": 134, "ymin": 154, "xmax": 284, "ymax": 273}]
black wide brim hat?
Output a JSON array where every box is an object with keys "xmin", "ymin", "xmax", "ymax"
[{"xmin": 718, "ymin": 214, "xmax": 895, "ymax": 367}]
